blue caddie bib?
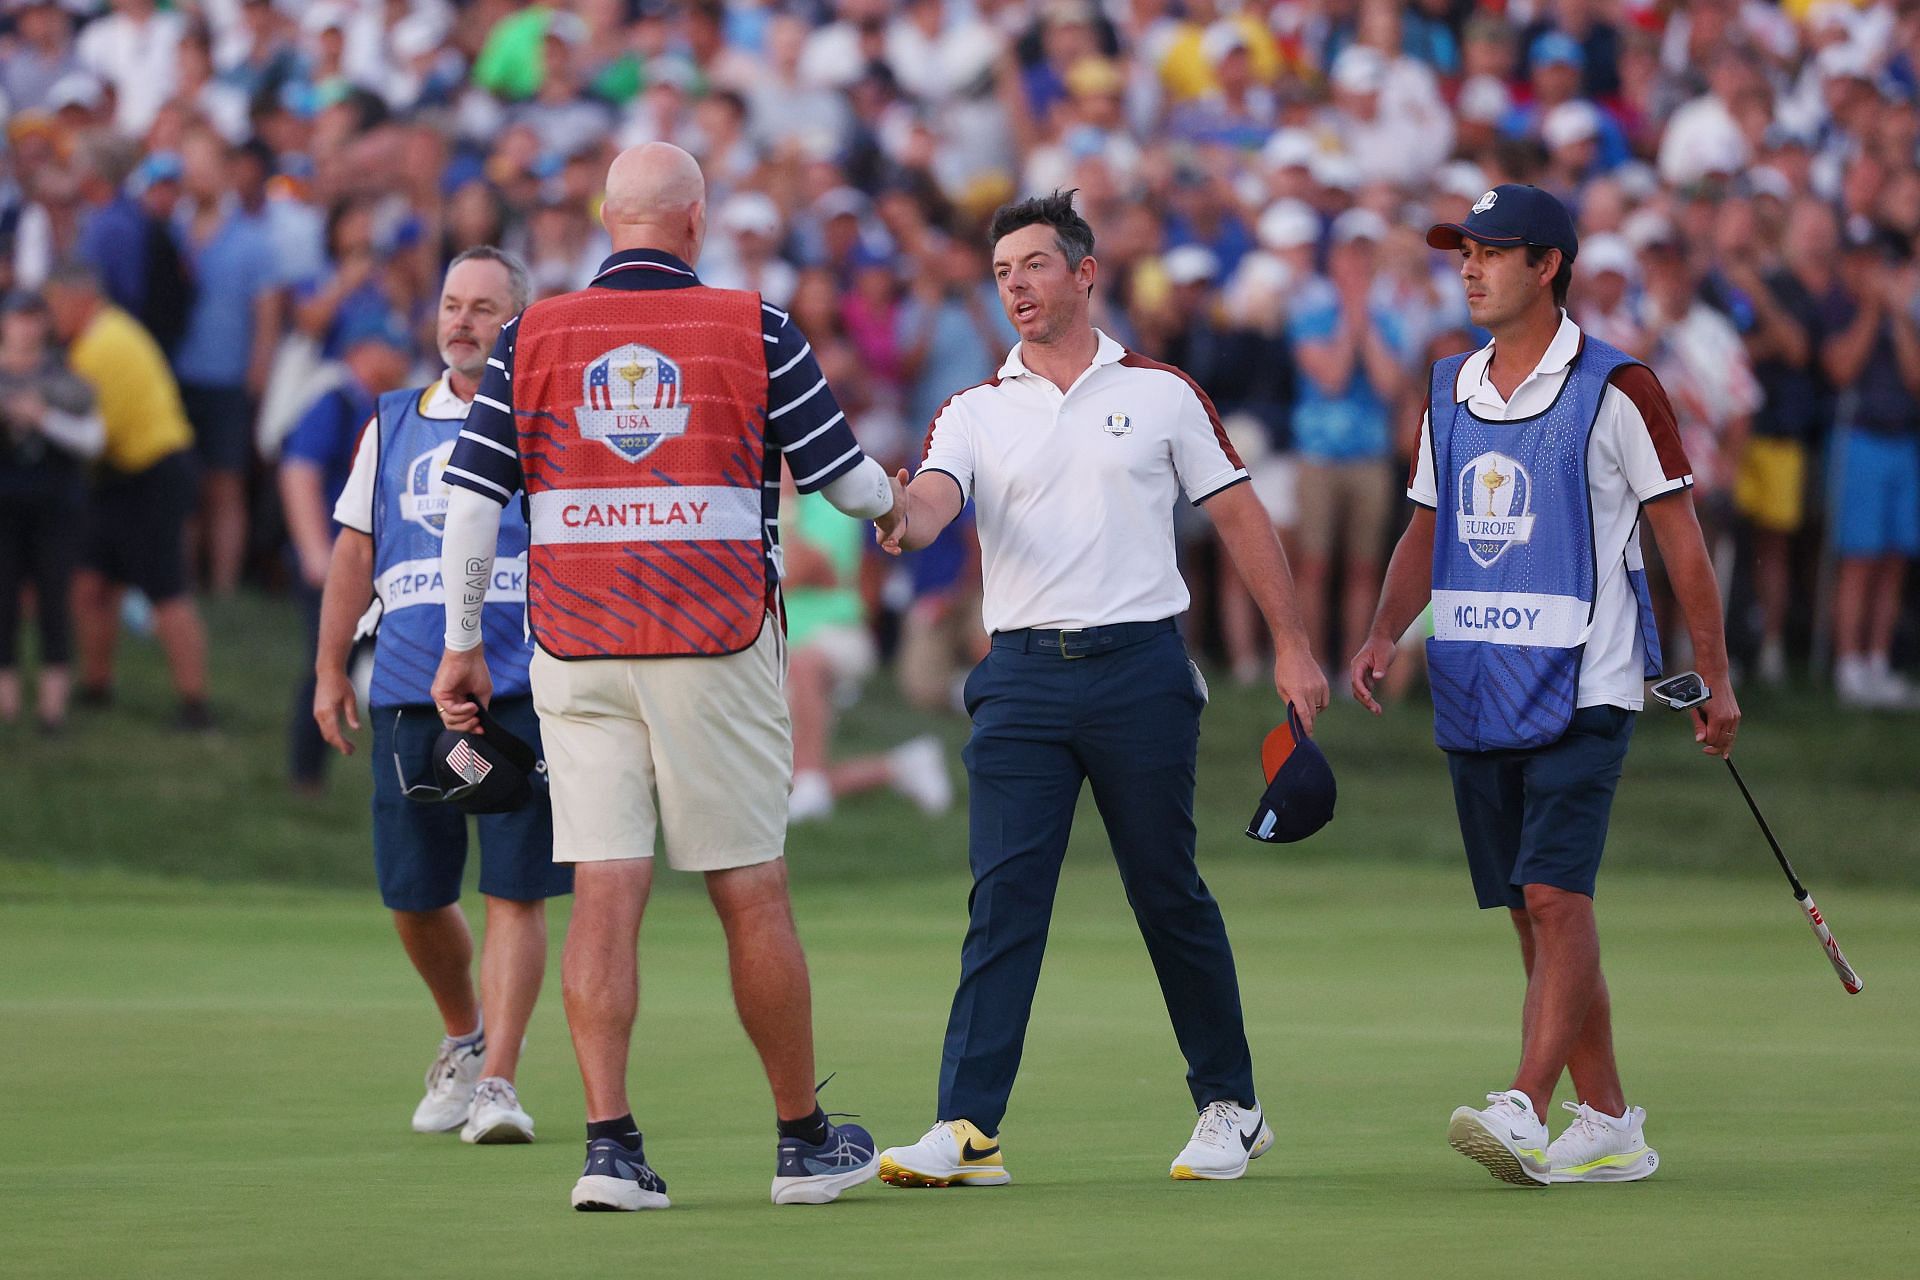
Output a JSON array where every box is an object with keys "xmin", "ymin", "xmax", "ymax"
[
  {"xmin": 1426, "ymin": 337, "xmax": 1662, "ymax": 752},
  {"xmin": 368, "ymin": 382, "xmax": 532, "ymax": 708}
]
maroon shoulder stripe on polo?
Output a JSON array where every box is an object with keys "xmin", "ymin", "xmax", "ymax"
[
  {"xmin": 1118, "ymin": 350, "xmax": 1244, "ymax": 469},
  {"xmin": 919, "ymin": 374, "xmax": 1002, "ymax": 465},
  {"xmin": 1607, "ymin": 364, "xmax": 1692, "ymax": 482}
]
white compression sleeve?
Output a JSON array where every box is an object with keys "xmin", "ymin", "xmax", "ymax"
[
  {"xmin": 818, "ymin": 455, "xmax": 895, "ymax": 520},
  {"xmin": 441, "ymin": 484, "xmax": 505, "ymax": 652}
]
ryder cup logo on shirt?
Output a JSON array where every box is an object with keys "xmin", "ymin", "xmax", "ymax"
[
  {"xmin": 1104, "ymin": 412, "xmax": 1132, "ymax": 436},
  {"xmin": 1456, "ymin": 451, "xmax": 1535, "ymax": 568},
  {"xmin": 576, "ymin": 343, "xmax": 691, "ymax": 462},
  {"xmin": 401, "ymin": 441, "xmax": 457, "ymax": 535}
]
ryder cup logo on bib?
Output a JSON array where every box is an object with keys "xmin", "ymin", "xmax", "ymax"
[
  {"xmin": 400, "ymin": 441, "xmax": 457, "ymax": 535},
  {"xmin": 576, "ymin": 343, "xmax": 691, "ymax": 462},
  {"xmin": 1456, "ymin": 451, "xmax": 1536, "ymax": 568}
]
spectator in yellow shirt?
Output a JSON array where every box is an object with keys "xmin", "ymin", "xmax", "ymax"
[{"xmin": 43, "ymin": 263, "xmax": 213, "ymax": 730}]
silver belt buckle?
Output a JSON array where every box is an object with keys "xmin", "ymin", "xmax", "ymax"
[{"xmin": 1056, "ymin": 627, "xmax": 1086, "ymax": 659}]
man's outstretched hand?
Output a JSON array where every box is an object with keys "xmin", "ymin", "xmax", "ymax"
[{"xmin": 875, "ymin": 468, "xmax": 911, "ymax": 555}]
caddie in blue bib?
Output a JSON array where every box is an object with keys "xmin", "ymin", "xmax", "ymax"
[
  {"xmin": 1424, "ymin": 338, "xmax": 1663, "ymax": 752},
  {"xmin": 368, "ymin": 382, "xmax": 533, "ymax": 708}
]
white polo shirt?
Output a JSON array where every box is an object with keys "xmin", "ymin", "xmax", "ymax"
[
  {"xmin": 919, "ymin": 329, "xmax": 1248, "ymax": 633},
  {"xmin": 1408, "ymin": 314, "xmax": 1693, "ymax": 711}
]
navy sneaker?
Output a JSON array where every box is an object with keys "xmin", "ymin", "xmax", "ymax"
[
  {"xmin": 571, "ymin": 1137, "xmax": 671, "ymax": 1211},
  {"xmin": 771, "ymin": 1120, "xmax": 880, "ymax": 1205}
]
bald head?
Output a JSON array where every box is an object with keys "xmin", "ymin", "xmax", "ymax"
[{"xmin": 602, "ymin": 143, "xmax": 708, "ymax": 264}]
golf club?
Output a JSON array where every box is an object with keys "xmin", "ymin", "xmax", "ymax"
[{"xmin": 1649, "ymin": 672, "xmax": 1864, "ymax": 995}]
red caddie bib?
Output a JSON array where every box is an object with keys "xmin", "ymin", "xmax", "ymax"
[{"xmin": 512, "ymin": 285, "xmax": 771, "ymax": 658}]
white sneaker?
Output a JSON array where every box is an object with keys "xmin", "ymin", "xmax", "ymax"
[
  {"xmin": 1866, "ymin": 656, "xmax": 1920, "ymax": 710},
  {"xmin": 1836, "ymin": 657, "xmax": 1879, "ymax": 709},
  {"xmin": 1170, "ymin": 1100, "xmax": 1273, "ymax": 1181},
  {"xmin": 461, "ymin": 1076, "xmax": 535, "ymax": 1144},
  {"xmin": 1547, "ymin": 1102, "xmax": 1659, "ymax": 1183},
  {"xmin": 789, "ymin": 770, "xmax": 833, "ymax": 823},
  {"xmin": 877, "ymin": 1119, "xmax": 1010, "ymax": 1187},
  {"xmin": 889, "ymin": 735, "xmax": 952, "ymax": 814},
  {"xmin": 1757, "ymin": 639, "xmax": 1787, "ymax": 687},
  {"xmin": 1447, "ymin": 1089, "xmax": 1551, "ymax": 1187},
  {"xmin": 412, "ymin": 1033, "xmax": 484, "ymax": 1133}
]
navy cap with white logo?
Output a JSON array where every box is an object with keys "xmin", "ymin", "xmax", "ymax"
[
  {"xmin": 1246, "ymin": 704, "xmax": 1337, "ymax": 844},
  {"xmin": 1427, "ymin": 184, "xmax": 1579, "ymax": 264}
]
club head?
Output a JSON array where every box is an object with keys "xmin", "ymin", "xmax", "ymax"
[{"xmin": 1650, "ymin": 671, "xmax": 1711, "ymax": 711}]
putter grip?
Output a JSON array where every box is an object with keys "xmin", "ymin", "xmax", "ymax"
[{"xmin": 1800, "ymin": 892, "xmax": 1864, "ymax": 995}]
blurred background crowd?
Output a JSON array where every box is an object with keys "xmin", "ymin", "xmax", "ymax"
[{"xmin": 4, "ymin": 0, "xmax": 1920, "ymax": 791}]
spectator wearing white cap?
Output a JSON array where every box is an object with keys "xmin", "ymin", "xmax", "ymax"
[
  {"xmin": 1321, "ymin": 45, "xmax": 1446, "ymax": 188},
  {"xmin": 1658, "ymin": 49, "xmax": 1757, "ymax": 188},
  {"xmin": 1454, "ymin": 74, "xmax": 1515, "ymax": 160},
  {"xmin": 1569, "ymin": 232, "xmax": 1650, "ymax": 359},
  {"xmin": 705, "ymin": 192, "xmax": 797, "ymax": 309},
  {"xmin": 1287, "ymin": 206, "xmax": 1409, "ymax": 669},
  {"xmin": 1541, "ymin": 100, "xmax": 1607, "ymax": 202},
  {"xmin": 1204, "ymin": 235, "xmax": 1306, "ymax": 686},
  {"xmin": 1260, "ymin": 128, "xmax": 1319, "ymax": 205}
]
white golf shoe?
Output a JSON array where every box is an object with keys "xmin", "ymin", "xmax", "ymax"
[
  {"xmin": 889, "ymin": 736, "xmax": 953, "ymax": 814},
  {"xmin": 877, "ymin": 1120, "xmax": 1011, "ymax": 1187},
  {"xmin": 461, "ymin": 1076, "xmax": 535, "ymax": 1144},
  {"xmin": 412, "ymin": 1033, "xmax": 484, "ymax": 1133},
  {"xmin": 1170, "ymin": 1100, "xmax": 1273, "ymax": 1180},
  {"xmin": 1448, "ymin": 1089, "xmax": 1551, "ymax": 1186},
  {"xmin": 1546, "ymin": 1102, "xmax": 1659, "ymax": 1183}
]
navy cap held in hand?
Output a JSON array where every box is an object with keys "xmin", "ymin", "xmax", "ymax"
[
  {"xmin": 1246, "ymin": 704, "xmax": 1337, "ymax": 844},
  {"xmin": 426, "ymin": 705, "xmax": 546, "ymax": 814},
  {"xmin": 1427, "ymin": 184, "xmax": 1579, "ymax": 264}
]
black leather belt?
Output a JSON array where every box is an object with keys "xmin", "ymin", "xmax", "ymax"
[{"xmin": 990, "ymin": 618, "xmax": 1176, "ymax": 660}]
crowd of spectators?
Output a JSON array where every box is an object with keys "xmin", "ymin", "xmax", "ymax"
[{"xmin": 4, "ymin": 0, "xmax": 1920, "ymax": 753}]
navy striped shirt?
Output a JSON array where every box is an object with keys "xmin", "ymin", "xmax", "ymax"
[{"xmin": 443, "ymin": 249, "xmax": 865, "ymax": 574}]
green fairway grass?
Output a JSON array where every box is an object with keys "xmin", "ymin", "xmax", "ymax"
[
  {"xmin": 3, "ymin": 595, "xmax": 1916, "ymax": 1278},
  {"xmin": 2, "ymin": 859, "xmax": 1915, "ymax": 1279}
]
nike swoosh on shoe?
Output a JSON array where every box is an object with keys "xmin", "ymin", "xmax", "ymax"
[{"xmin": 961, "ymin": 1139, "xmax": 1000, "ymax": 1160}]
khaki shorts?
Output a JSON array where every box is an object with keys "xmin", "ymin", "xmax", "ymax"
[
  {"xmin": 529, "ymin": 617, "xmax": 791, "ymax": 871},
  {"xmin": 1292, "ymin": 457, "xmax": 1395, "ymax": 563}
]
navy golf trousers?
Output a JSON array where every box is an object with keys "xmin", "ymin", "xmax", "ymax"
[{"xmin": 937, "ymin": 622, "xmax": 1257, "ymax": 1133}]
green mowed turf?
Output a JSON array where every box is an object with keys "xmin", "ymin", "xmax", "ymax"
[
  {"xmin": 4, "ymin": 595, "xmax": 1917, "ymax": 1276},
  {"xmin": 3, "ymin": 858, "xmax": 1915, "ymax": 1279}
]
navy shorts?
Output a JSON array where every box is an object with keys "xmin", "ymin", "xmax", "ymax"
[
  {"xmin": 1445, "ymin": 704, "xmax": 1635, "ymax": 910},
  {"xmin": 371, "ymin": 695, "xmax": 571, "ymax": 911}
]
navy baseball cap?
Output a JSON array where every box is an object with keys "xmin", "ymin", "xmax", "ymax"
[
  {"xmin": 421, "ymin": 706, "xmax": 546, "ymax": 814},
  {"xmin": 1246, "ymin": 705, "xmax": 1337, "ymax": 844},
  {"xmin": 1427, "ymin": 184, "xmax": 1579, "ymax": 264}
]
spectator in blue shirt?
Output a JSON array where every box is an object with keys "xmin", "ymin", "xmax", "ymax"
[
  {"xmin": 1820, "ymin": 229, "xmax": 1920, "ymax": 709},
  {"xmin": 175, "ymin": 132, "xmax": 285, "ymax": 596},
  {"xmin": 278, "ymin": 311, "xmax": 413, "ymax": 792},
  {"xmin": 1288, "ymin": 207, "xmax": 1408, "ymax": 668}
]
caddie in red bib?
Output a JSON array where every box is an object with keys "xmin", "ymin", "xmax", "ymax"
[
  {"xmin": 513, "ymin": 285, "xmax": 773, "ymax": 658},
  {"xmin": 428, "ymin": 143, "xmax": 902, "ymax": 1213}
]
